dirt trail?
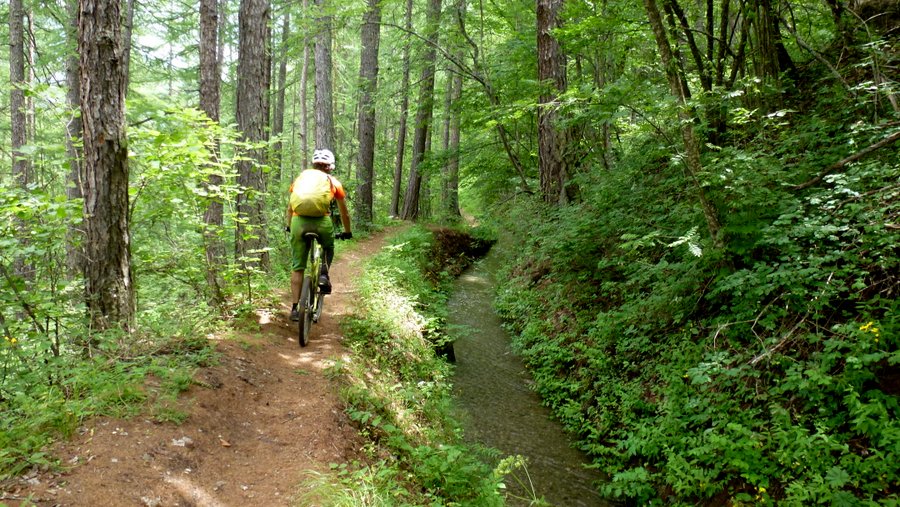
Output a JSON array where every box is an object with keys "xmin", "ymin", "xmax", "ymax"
[{"xmin": 2, "ymin": 229, "xmax": 395, "ymax": 507}]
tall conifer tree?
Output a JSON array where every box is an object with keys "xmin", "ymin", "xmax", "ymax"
[{"xmin": 79, "ymin": 0, "xmax": 135, "ymax": 331}]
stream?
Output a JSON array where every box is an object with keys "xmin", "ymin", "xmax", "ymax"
[{"xmin": 449, "ymin": 250, "xmax": 608, "ymax": 507}]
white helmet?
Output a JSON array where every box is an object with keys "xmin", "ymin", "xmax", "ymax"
[{"xmin": 312, "ymin": 149, "xmax": 335, "ymax": 167}]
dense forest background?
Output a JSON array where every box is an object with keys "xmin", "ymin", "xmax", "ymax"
[{"xmin": 1, "ymin": 0, "xmax": 898, "ymax": 503}]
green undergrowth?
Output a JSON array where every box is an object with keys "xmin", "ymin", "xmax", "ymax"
[
  {"xmin": 490, "ymin": 93, "xmax": 899, "ymax": 503},
  {"xmin": 309, "ymin": 224, "xmax": 506, "ymax": 506},
  {"xmin": 0, "ymin": 331, "xmax": 216, "ymax": 479}
]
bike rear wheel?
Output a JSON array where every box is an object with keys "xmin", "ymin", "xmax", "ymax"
[
  {"xmin": 298, "ymin": 238, "xmax": 323, "ymax": 347},
  {"xmin": 298, "ymin": 276, "xmax": 314, "ymax": 347}
]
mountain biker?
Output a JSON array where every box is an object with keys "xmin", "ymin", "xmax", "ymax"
[{"xmin": 285, "ymin": 148, "xmax": 352, "ymax": 322}]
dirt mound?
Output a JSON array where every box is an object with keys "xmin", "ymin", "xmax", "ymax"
[{"xmin": 425, "ymin": 226, "xmax": 495, "ymax": 281}]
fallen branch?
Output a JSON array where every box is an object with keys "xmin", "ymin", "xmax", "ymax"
[
  {"xmin": 834, "ymin": 183, "xmax": 899, "ymax": 211},
  {"xmin": 749, "ymin": 317, "xmax": 806, "ymax": 366},
  {"xmin": 792, "ymin": 130, "xmax": 900, "ymax": 191}
]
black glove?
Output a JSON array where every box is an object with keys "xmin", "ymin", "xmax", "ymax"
[
  {"xmin": 284, "ymin": 226, "xmax": 291, "ymax": 233},
  {"xmin": 336, "ymin": 231, "xmax": 353, "ymax": 240}
]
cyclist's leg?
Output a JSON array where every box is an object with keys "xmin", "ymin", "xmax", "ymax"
[{"xmin": 317, "ymin": 217, "xmax": 335, "ymax": 293}]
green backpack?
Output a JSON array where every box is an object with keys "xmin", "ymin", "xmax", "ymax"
[{"xmin": 290, "ymin": 169, "xmax": 336, "ymax": 217}]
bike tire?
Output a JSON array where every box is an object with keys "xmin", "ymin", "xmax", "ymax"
[
  {"xmin": 310, "ymin": 243, "xmax": 324, "ymax": 323},
  {"xmin": 298, "ymin": 276, "xmax": 313, "ymax": 347}
]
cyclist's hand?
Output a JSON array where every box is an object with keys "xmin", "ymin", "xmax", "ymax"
[
  {"xmin": 336, "ymin": 231, "xmax": 353, "ymax": 240},
  {"xmin": 284, "ymin": 226, "xmax": 291, "ymax": 233}
]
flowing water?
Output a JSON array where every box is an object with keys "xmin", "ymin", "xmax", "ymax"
[{"xmin": 449, "ymin": 251, "xmax": 608, "ymax": 507}]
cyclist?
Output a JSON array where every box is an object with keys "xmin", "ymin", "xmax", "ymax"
[{"xmin": 285, "ymin": 148, "xmax": 352, "ymax": 321}]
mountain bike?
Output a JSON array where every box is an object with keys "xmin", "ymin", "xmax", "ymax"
[
  {"xmin": 297, "ymin": 231, "xmax": 326, "ymax": 347},
  {"xmin": 296, "ymin": 202, "xmax": 347, "ymax": 347}
]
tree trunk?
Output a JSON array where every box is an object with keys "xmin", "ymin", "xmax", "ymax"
[
  {"xmin": 26, "ymin": 10, "xmax": 36, "ymax": 166},
  {"xmin": 234, "ymin": 0, "xmax": 271, "ymax": 270},
  {"xmin": 537, "ymin": 0, "xmax": 570, "ymax": 205},
  {"xmin": 122, "ymin": 0, "xmax": 134, "ymax": 94},
  {"xmin": 440, "ymin": 70, "xmax": 453, "ymax": 212},
  {"xmin": 644, "ymin": 0, "xmax": 723, "ymax": 249},
  {"xmin": 10, "ymin": 0, "xmax": 33, "ymax": 280},
  {"xmin": 400, "ymin": 0, "xmax": 443, "ymax": 220},
  {"xmin": 218, "ymin": 0, "xmax": 227, "ymax": 84},
  {"xmin": 10, "ymin": 0, "xmax": 30, "ymax": 186},
  {"xmin": 446, "ymin": 66, "xmax": 463, "ymax": 217},
  {"xmin": 200, "ymin": 0, "xmax": 226, "ymax": 307},
  {"xmin": 65, "ymin": 0, "xmax": 85, "ymax": 277},
  {"xmin": 300, "ymin": 0, "xmax": 310, "ymax": 169},
  {"xmin": 355, "ymin": 0, "xmax": 382, "ymax": 228},
  {"xmin": 79, "ymin": 0, "xmax": 136, "ymax": 332},
  {"xmin": 441, "ymin": 0, "xmax": 465, "ymax": 217},
  {"xmin": 273, "ymin": 12, "xmax": 290, "ymax": 179},
  {"xmin": 752, "ymin": 0, "xmax": 794, "ymax": 93},
  {"xmin": 314, "ymin": 0, "xmax": 336, "ymax": 151},
  {"xmin": 824, "ymin": 0, "xmax": 854, "ymax": 48},
  {"xmin": 390, "ymin": 0, "xmax": 414, "ymax": 217},
  {"xmin": 420, "ymin": 127, "xmax": 433, "ymax": 220}
]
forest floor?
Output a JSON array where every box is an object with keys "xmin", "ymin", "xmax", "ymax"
[{"xmin": 1, "ymin": 229, "xmax": 397, "ymax": 507}]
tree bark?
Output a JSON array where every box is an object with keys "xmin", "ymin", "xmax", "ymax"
[
  {"xmin": 200, "ymin": 0, "xmax": 226, "ymax": 307},
  {"xmin": 752, "ymin": 0, "xmax": 795, "ymax": 94},
  {"xmin": 234, "ymin": 0, "xmax": 271, "ymax": 270},
  {"xmin": 300, "ymin": 0, "xmax": 310, "ymax": 169},
  {"xmin": 400, "ymin": 0, "xmax": 443, "ymax": 220},
  {"xmin": 218, "ymin": 0, "xmax": 227, "ymax": 84},
  {"xmin": 10, "ymin": 0, "xmax": 33, "ymax": 280},
  {"xmin": 537, "ymin": 0, "xmax": 571, "ymax": 204},
  {"xmin": 314, "ymin": 0, "xmax": 336, "ymax": 151},
  {"xmin": 644, "ymin": 0, "xmax": 724, "ymax": 249},
  {"xmin": 10, "ymin": 0, "xmax": 30, "ymax": 186},
  {"xmin": 122, "ymin": 0, "xmax": 134, "ymax": 94},
  {"xmin": 440, "ymin": 69, "xmax": 453, "ymax": 212},
  {"xmin": 26, "ymin": 10, "xmax": 36, "ymax": 163},
  {"xmin": 273, "ymin": 12, "xmax": 290, "ymax": 178},
  {"xmin": 79, "ymin": 0, "xmax": 136, "ymax": 332},
  {"xmin": 390, "ymin": 0, "xmax": 414, "ymax": 217},
  {"xmin": 445, "ymin": 66, "xmax": 463, "ymax": 217},
  {"xmin": 65, "ymin": 0, "xmax": 85, "ymax": 277},
  {"xmin": 355, "ymin": 0, "xmax": 382, "ymax": 228}
]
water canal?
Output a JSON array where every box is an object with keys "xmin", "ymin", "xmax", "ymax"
[{"xmin": 449, "ymin": 249, "xmax": 608, "ymax": 507}]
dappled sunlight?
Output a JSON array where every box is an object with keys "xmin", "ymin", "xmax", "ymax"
[
  {"xmin": 459, "ymin": 273, "xmax": 489, "ymax": 285},
  {"xmin": 164, "ymin": 475, "xmax": 226, "ymax": 507},
  {"xmin": 275, "ymin": 349, "xmax": 337, "ymax": 371},
  {"xmin": 256, "ymin": 309, "xmax": 273, "ymax": 325}
]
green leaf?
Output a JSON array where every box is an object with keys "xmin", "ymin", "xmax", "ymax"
[{"xmin": 825, "ymin": 466, "xmax": 850, "ymax": 488}]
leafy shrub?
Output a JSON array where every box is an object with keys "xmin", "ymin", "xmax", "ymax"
[{"xmin": 489, "ymin": 86, "xmax": 900, "ymax": 505}]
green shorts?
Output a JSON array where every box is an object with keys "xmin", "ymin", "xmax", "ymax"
[{"xmin": 290, "ymin": 215, "xmax": 335, "ymax": 272}]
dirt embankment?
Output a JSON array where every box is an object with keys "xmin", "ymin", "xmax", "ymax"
[{"xmin": 1, "ymin": 230, "xmax": 395, "ymax": 507}]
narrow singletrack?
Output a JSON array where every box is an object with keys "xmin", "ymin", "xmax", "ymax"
[{"xmin": 2, "ymin": 229, "xmax": 396, "ymax": 507}]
